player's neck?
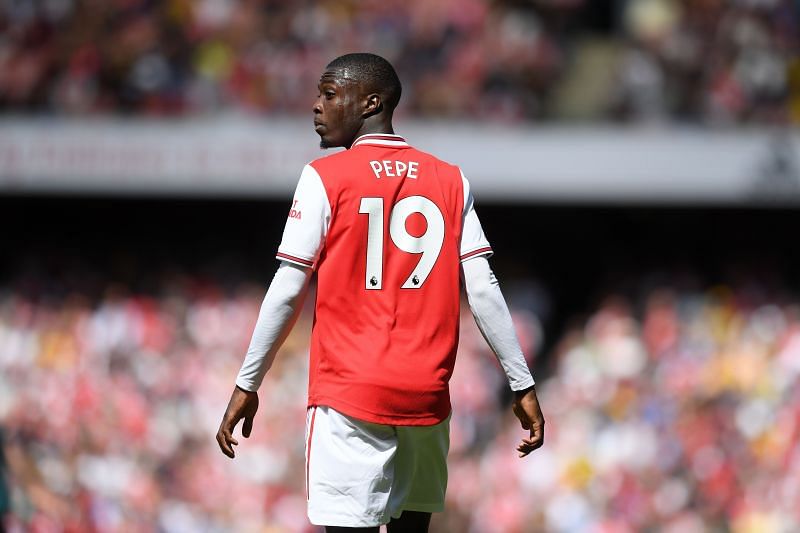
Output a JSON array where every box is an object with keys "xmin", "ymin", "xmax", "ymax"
[{"xmin": 348, "ymin": 119, "xmax": 394, "ymax": 148}]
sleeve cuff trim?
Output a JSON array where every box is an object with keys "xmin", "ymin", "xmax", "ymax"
[
  {"xmin": 510, "ymin": 377, "xmax": 536, "ymax": 391},
  {"xmin": 276, "ymin": 252, "xmax": 314, "ymax": 267},
  {"xmin": 460, "ymin": 246, "xmax": 493, "ymax": 262},
  {"xmin": 235, "ymin": 378, "xmax": 258, "ymax": 392}
]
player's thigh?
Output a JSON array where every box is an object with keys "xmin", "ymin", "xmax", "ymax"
[
  {"xmin": 394, "ymin": 416, "xmax": 450, "ymax": 512},
  {"xmin": 307, "ymin": 406, "xmax": 398, "ymax": 527}
]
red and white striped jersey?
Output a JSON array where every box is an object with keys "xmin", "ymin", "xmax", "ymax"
[{"xmin": 276, "ymin": 133, "xmax": 492, "ymax": 425}]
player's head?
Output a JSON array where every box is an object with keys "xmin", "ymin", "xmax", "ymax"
[{"xmin": 313, "ymin": 53, "xmax": 402, "ymax": 149}]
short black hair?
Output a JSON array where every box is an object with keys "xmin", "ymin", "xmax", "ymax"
[{"xmin": 326, "ymin": 53, "xmax": 402, "ymax": 111}]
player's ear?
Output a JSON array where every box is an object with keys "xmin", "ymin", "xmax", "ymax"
[{"xmin": 363, "ymin": 93, "xmax": 382, "ymax": 118}]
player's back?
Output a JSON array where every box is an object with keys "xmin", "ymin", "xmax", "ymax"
[{"xmin": 309, "ymin": 134, "xmax": 466, "ymax": 426}]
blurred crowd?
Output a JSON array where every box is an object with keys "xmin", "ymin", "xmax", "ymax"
[
  {"xmin": 1, "ymin": 270, "xmax": 799, "ymax": 532},
  {"xmin": 0, "ymin": 0, "xmax": 797, "ymax": 123},
  {"xmin": 454, "ymin": 286, "xmax": 800, "ymax": 533}
]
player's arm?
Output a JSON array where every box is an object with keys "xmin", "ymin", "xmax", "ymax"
[
  {"xmin": 217, "ymin": 262, "xmax": 312, "ymax": 458},
  {"xmin": 218, "ymin": 164, "xmax": 330, "ymax": 458},
  {"xmin": 458, "ymin": 170, "xmax": 543, "ymax": 457},
  {"xmin": 461, "ymin": 256, "xmax": 544, "ymax": 457}
]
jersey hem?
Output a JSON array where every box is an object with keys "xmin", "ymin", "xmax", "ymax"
[{"xmin": 309, "ymin": 396, "xmax": 450, "ymax": 427}]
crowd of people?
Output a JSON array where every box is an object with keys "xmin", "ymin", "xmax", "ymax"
[
  {"xmin": 0, "ymin": 0, "xmax": 796, "ymax": 123},
  {"xmin": 457, "ymin": 285, "xmax": 800, "ymax": 532},
  {"xmin": 1, "ymin": 269, "xmax": 799, "ymax": 531}
]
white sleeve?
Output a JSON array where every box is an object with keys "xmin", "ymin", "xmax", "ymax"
[
  {"xmin": 462, "ymin": 255, "xmax": 535, "ymax": 391},
  {"xmin": 235, "ymin": 262, "xmax": 312, "ymax": 391},
  {"xmin": 459, "ymin": 171, "xmax": 493, "ymax": 262},
  {"xmin": 276, "ymin": 164, "xmax": 331, "ymax": 269}
]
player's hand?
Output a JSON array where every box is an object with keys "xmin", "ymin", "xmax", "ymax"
[
  {"xmin": 512, "ymin": 385, "xmax": 544, "ymax": 458},
  {"xmin": 217, "ymin": 386, "xmax": 259, "ymax": 458}
]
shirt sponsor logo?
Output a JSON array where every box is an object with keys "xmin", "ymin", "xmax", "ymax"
[{"xmin": 289, "ymin": 199, "xmax": 302, "ymax": 220}]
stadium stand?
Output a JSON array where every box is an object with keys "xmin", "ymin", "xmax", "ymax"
[
  {"xmin": 1, "ymin": 199, "xmax": 799, "ymax": 531},
  {"xmin": 0, "ymin": 0, "xmax": 796, "ymax": 123},
  {"xmin": 1, "ymin": 1, "xmax": 799, "ymax": 531}
]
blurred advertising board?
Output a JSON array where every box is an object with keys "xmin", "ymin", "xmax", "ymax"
[{"xmin": 0, "ymin": 118, "xmax": 798, "ymax": 205}]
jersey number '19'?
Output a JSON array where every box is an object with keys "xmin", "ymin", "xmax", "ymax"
[{"xmin": 359, "ymin": 196, "xmax": 445, "ymax": 290}]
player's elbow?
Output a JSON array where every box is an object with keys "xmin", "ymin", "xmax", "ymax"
[{"xmin": 465, "ymin": 274, "xmax": 495, "ymax": 306}]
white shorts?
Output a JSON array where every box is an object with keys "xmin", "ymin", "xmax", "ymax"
[{"xmin": 304, "ymin": 405, "xmax": 450, "ymax": 528}]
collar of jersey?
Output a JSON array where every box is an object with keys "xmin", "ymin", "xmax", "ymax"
[{"xmin": 352, "ymin": 134, "xmax": 409, "ymax": 148}]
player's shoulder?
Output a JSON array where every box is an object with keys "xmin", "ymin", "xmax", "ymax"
[
  {"xmin": 404, "ymin": 146, "xmax": 465, "ymax": 188},
  {"xmin": 408, "ymin": 145, "xmax": 460, "ymax": 171},
  {"xmin": 305, "ymin": 142, "xmax": 464, "ymax": 187},
  {"xmin": 307, "ymin": 148, "xmax": 361, "ymax": 175}
]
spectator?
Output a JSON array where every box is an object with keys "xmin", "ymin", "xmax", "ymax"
[
  {"xmin": 1, "ymin": 268, "xmax": 799, "ymax": 531},
  {"xmin": 0, "ymin": 0, "xmax": 794, "ymax": 123}
]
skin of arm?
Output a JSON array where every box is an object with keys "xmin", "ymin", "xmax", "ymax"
[
  {"xmin": 216, "ymin": 262, "xmax": 312, "ymax": 458},
  {"xmin": 461, "ymin": 256, "xmax": 545, "ymax": 456}
]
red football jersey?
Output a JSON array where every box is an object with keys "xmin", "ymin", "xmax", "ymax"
[{"xmin": 276, "ymin": 134, "xmax": 492, "ymax": 425}]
